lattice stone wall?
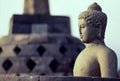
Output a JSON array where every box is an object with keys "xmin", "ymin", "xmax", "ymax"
[
  {"xmin": 0, "ymin": 7, "xmax": 85, "ymax": 76},
  {"xmin": 0, "ymin": 36, "xmax": 84, "ymax": 75}
]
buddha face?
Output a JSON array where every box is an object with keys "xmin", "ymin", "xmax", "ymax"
[{"xmin": 78, "ymin": 19, "xmax": 99, "ymax": 43}]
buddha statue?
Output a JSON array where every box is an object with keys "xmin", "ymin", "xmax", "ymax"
[{"xmin": 73, "ymin": 2, "xmax": 118, "ymax": 78}]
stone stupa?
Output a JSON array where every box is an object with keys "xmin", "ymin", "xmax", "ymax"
[{"xmin": 0, "ymin": 0, "xmax": 84, "ymax": 76}]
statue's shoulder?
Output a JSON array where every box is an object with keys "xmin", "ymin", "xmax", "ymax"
[{"xmin": 97, "ymin": 45, "xmax": 117, "ymax": 60}]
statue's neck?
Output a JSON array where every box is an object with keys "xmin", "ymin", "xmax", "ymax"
[{"xmin": 84, "ymin": 39, "xmax": 105, "ymax": 48}]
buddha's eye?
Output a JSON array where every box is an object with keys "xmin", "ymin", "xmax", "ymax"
[{"xmin": 80, "ymin": 24, "xmax": 85, "ymax": 28}]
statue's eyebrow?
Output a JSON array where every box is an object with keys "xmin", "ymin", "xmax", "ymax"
[{"xmin": 79, "ymin": 24, "xmax": 86, "ymax": 28}]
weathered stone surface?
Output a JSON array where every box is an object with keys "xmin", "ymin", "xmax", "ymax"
[
  {"xmin": 0, "ymin": 45, "xmax": 18, "ymax": 57},
  {"xmin": 0, "ymin": 34, "xmax": 84, "ymax": 46},
  {"xmin": 0, "ymin": 55, "xmax": 76, "ymax": 75},
  {"xmin": 0, "ymin": 0, "xmax": 85, "ymax": 77},
  {"xmin": 24, "ymin": 0, "xmax": 50, "ymax": 15},
  {"xmin": 74, "ymin": 2, "xmax": 117, "ymax": 77},
  {"xmin": 0, "ymin": 57, "xmax": 52, "ymax": 74},
  {"xmin": 0, "ymin": 36, "xmax": 14, "ymax": 45},
  {"xmin": 0, "ymin": 43, "xmax": 82, "ymax": 57},
  {"xmin": 0, "ymin": 74, "xmax": 18, "ymax": 81},
  {"xmin": 0, "ymin": 36, "xmax": 84, "ymax": 75},
  {"xmin": 0, "ymin": 76, "xmax": 119, "ymax": 81},
  {"xmin": 92, "ymin": 77, "xmax": 120, "ymax": 81},
  {"xmin": 40, "ymin": 76, "xmax": 93, "ymax": 81},
  {"xmin": 9, "ymin": 15, "xmax": 71, "ymax": 35},
  {"xmin": 0, "ymin": 56, "xmax": 74, "ymax": 75}
]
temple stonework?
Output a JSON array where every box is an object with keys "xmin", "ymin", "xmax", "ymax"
[
  {"xmin": 24, "ymin": 0, "xmax": 50, "ymax": 15},
  {"xmin": 0, "ymin": 0, "xmax": 84, "ymax": 75}
]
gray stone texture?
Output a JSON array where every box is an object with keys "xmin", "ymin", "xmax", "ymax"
[
  {"xmin": 24, "ymin": 0, "xmax": 50, "ymax": 15},
  {"xmin": 9, "ymin": 15, "xmax": 71, "ymax": 35},
  {"xmin": 0, "ymin": 33, "xmax": 84, "ymax": 76},
  {"xmin": 0, "ymin": 0, "xmax": 85, "ymax": 77},
  {"xmin": 0, "ymin": 76, "xmax": 119, "ymax": 81},
  {"xmin": 0, "ymin": 0, "xmax": 119, "ymax": 80}
]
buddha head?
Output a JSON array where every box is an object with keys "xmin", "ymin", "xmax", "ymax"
[{"xmin": 78, "ymin": 3, "xmax": 107, "ymax": 43}]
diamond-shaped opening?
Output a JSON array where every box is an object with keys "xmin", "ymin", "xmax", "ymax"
[
  {"xmin": 26, "ymin": 59, "xmax": 36, "ymax": 71},
  {"xmin": 2, "ymin": 59, "xmax": 13, "ymax": 72},
  {"xmin": 41, "ymin": 73, "xmax": 45, "ymax": 75},
  {"xmin": 37, "ymin": 45, "xmax": 46, "ymax": 56},
  {"xmin": 59, "ymin": 45, "xmax": 67, "ymax": 55},
  {"xmin": 14, "ymin": 46, "xmax": 21, "ymax": 55},
  {"xmin": 0, "ymin": 47, "xmax": 3, "ymax": 54},
  {"xmin": 49, "ymin": 59, "xmax": 59, "ymax": 72},
  {"xmin": 16, "ymin": 73, "xmax": 20, "ymax": 76}
]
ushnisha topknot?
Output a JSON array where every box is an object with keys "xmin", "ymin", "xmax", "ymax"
[
  {"xmin": 87, "ymin": 2, "xmax": 102, "ymax": 11},
  {"xmin": 78, "ymin": 2, "xmax": 107, "ymax": 39}
]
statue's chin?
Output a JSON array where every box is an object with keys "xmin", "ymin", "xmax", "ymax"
[
  {"xmin": 81, "ymin": 39, "xmax": 94, "ymax": 43},
  {"xmin": 82, "ymin": 41, "xmax": 91, "ymax": 43},
  {"xmin": 81, "ymin": 37, "xmax": 100, "ymax": 43}
]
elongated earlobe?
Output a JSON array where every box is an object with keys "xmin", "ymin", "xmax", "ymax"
[{"xmin": 98, "ymin": 25, "xmax": 102, "ymax": 39}]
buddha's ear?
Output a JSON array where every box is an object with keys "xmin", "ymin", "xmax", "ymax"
[
  {"xmin": 99, "ymin": 25, "xmax": 102, "ymax": 38},
  {"xmin": 97, "ymin": 23, "xmax": 102, "ymax": 39}
]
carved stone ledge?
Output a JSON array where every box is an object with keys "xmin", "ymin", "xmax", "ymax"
[{"xmin": 0, "ymin": 75, "xmax": 119, "ymax": 81}]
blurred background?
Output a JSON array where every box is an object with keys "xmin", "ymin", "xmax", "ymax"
[{"xmin": 0, "ymin": 0, "xmax": 120, "ymax": 71}]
